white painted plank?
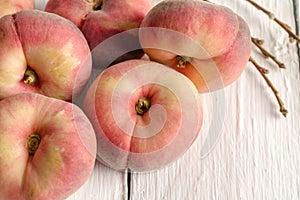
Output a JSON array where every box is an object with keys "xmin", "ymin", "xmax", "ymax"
[
  {"xmin": 34, "ymin": 0, "xmax": 300, "ymax": 199},
  {"xmin": 131, "ymin": 0, "xmax": 300, "ymax": 199},
  {"xmin": 67, "ymin": 162, "xmax": 126, "ymax": 200}
]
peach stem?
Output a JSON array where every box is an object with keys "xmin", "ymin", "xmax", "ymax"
[
  {"xmin": 24, "ymin": 67, "xmax": 39, "ymax": 85},
  {"xmin": 26, "ymin": 133, "xmax": 41, "ymax": 156},
  {"xmin": 135, "ymin": 97, "xmax": 151, "ymax": 116},
  {"xmin": 176, "ymin": 55, "xmax": 192, "ymax": 68}
]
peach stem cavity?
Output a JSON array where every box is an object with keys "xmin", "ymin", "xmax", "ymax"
[
  {"xmin": 86, "ymin": 0, "xmax": 103, "ymax": 11},
  {"xmin": 94, "ymin": 1, "xmax": 103, "ymax": 10},
  {"xmin": 135, "ymin": 97, "xmax": 151, "ymax": 116},
  {"xmin": 23, "ymin": 67, "xmax": 39, "ymax": 86},
  {"xmin": 26, "ymin": 133, "xmax": 41, "ymax": 156}
]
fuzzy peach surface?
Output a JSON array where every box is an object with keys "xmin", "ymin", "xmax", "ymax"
[
  {"xmin": 140, "ymin": 0, "xmax": 239, "ymax": 59},
  {"xmin": 84, "ymin": 59, "xmax": 203, "ymax": 171},
  {"xmin": 139, "ymin": 0, "xmax": 251, "ymax": 93},
  {"xmin": 0, "ymin": 10, "xmax": 92, "ymax": 100},
  {"xmin": 0, "ymin": 0, "xmax": 34, "ymax": 18},
  {"xmin": 0, "ymin": 93, "xmax": 96, "ymax": 200},
  {"xmin": 45, "ymin": 0, "xmax": 153, "ymax": 49}
]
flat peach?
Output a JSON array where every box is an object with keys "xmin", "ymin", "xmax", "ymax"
[
  {"xmin": 0, "ymin": 10, "xmax": 92, "ymax": 100},
  {"xmin": 139, "ymin": 0, "xmax": 251, "ymax": 92},
  {"xmin": 0, "ymin": 93, "xmax": 96, "ymax": 199},
  {"xmin": 84, "ymin": 59, "xmax": 203, "ymax": 171}
]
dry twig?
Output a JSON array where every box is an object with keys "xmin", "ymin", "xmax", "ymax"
[
  {"xmin": 203, "ymin": 0, "xmax": 289, "ymax": 117},
  {"xmin": 249, "ymin": 57, "xmax": 288, "ymax": 117},
  {"xmin": 251, "ymin": 37, "xmax": 286, "ymax": 69},
  {"xmin": 246, "ymin": 0, "xmax": 300, "ymax": 43}
]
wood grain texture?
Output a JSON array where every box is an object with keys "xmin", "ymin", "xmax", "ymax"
[
  {"xmin": 67, "ymin": 163, "xmax": 127, "ymax": 200},
  {"xmin": 32, "ymin": 0, "xmax": 300, "ymax": 199},
  {"xmin": 130, "ymin": 0, "xmax": 300, "ymax": 200}
]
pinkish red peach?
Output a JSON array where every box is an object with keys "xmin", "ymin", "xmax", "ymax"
[
  {"xmin": 84, "ymin": 59, "xmax": 203, "ymax": 171},
  {"xmin": 0, "ymin": 10, "xmax": 92, "ymax": 100},
  {"xmin": 45, "ymin": 0, "xmax": 152, "ymax": 49},
  {"xmin": 139, "ymin": 0, "xmax": 252, "ymax": 92},
  {"xmin": 0, "ymin": 93, "xmax": 96, "ymax": 199}
]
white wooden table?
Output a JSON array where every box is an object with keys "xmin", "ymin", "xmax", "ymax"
[{"xmin": 36, "ymin": 0, "xmax": 300, "ymax": 199}]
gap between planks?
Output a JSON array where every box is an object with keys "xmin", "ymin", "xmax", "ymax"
[{"xmin": 292, "ymin": 0, "xmax": 300, "ymax": 72}]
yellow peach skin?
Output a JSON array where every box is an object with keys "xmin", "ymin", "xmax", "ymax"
[{"xmin": 0, "ymin": 0, "xmax": 34, "ymax": 18}]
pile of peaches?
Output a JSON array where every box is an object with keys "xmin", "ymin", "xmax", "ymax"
[{"xmin": 0, "ymin": 0, "xmax": 251, "ymax": 199}]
